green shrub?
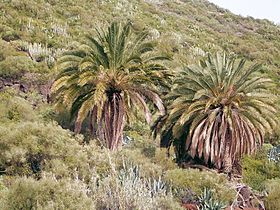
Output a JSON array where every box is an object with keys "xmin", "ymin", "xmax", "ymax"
[
  {"xmin": 242, "ymin": 146, "xmax": 280, "ymax": 191},
  {"xmin": 0, "ymin": 177, "xmax": 6, "ymax": 210},
  {"xmin": 0, "ymin": 90, "xmax": 37, "ymax": 123},
  {"xmin": 0, "ymin": 176, "xmax": 95, "ymax": 210},
  {"xmin": 0, "ymin": 177, "xmax": 5, "ymax": 191},
  {"xmin": 93, "ymin": 163, "xmax": 182, "ymax": 210},
  {"xmin": 1, "ymin": 30, "xmax": 20, "ymax": 42},
  {"xmin": 152, "ymin": 148, "xmax": 177, "ymax": 171},
  {"xmin": 0, "ymin": 110, "xmax": 115, "ymax": 180},
  {"xmin": 264, "ymin": 179, "xmax": 280, "ymax": 210},
  {"xmin": 0, "ymin": 165, "xmax": 183, "ymax": 210},
  {"xmin": 117, "ymin": 149, "xmax": 164, "ymax": 178},
  {"xmin": 0, "ymin": 40, "xmax": 20, "ymax": 61},
  {"xmin": 0, "ymin": 56, "xmax": 36, "ymax": 79},
  {"xmin": 164, "ymin": 168, "xmax": 235, "ymax": 203},
  {"xmin": 154, "ymin": 197, "xmax": 185, "ymax": 210},
  {"xmin": 0, "ymin": 121, "xmax": 84, "ymax": 176}
]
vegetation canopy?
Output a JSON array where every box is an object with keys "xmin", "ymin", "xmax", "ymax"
[
  {"xmin": 1, "ymin": 0, "xmax": 280, "ymax": 208},
  {"xmin": 51, "ymin": 21, "xmax": 170, "ymax": 150},
  {"xmin": 155, "ymin": 53, "xmax": 278, "ymax": 172}
]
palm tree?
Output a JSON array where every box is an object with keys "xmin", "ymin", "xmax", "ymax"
[
  {"xmin": 154, "ymin": 53, "xmax": 278, "ymax": 172},
  {"xmin": 51, "ymin": 22, "xmax": 170, "ymax": 150}
]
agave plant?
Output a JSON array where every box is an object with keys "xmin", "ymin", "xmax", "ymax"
[
  {"xmin": 198, "ymin": 188, "xmax": 226, "ymax": 210},
  {"xmin": 154, "ymin": 53, "xmax": 278, "ymax": 172},
  {"xmin": 51, "ymin": 22, "xmax": 170, "ymax": 150}
]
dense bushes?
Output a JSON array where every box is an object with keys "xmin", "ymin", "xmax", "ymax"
[
  {"xmin": 93, "ymin": 165, "xmax": 182, "ymax": 210},
  {"xmin": 0, "ymin": 92, "xmax": 185, "ymax": 209},
  {"xmin": 0, "ymin": 121, "xmax": 82, "ymax": 176},
  {"xmin": 1, "ymin": 88, "xmax": 279, "ymax": 209},
  {"xmin": 264, "ymin": 179, "xmax": 280, "ymax": 210},
  {"xmin": 0, "ymin": 176, "xmax": 95, "ymax": 210},
  {"xmin": 164, "ymin": 169, "xmax": 235, "ymax": 204},
  {"xmin": 0, "ymin": 166, "xmax": 183, "ymax": 210},
  {"xmin": 0, "ymin": 56, "xmax": 37, "ymax": 79},
  {"xmin": 0, "ymin": 91, "xmax": 37, "ymax": 123},
  {"xmin": 242, "ymin": 145, "xmax": 280, "ymax": 191},
  {"xmin": 0, "ymin": 92, "xmax": 238, "ymax": 209},
  {"xmin": 0, "ymin": 0, "xmax": 280, "ymax": 208}
]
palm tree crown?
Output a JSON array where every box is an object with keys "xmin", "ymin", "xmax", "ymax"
[
  {"xmin": 155, "ymin": 53, "xmax": 278, "ymax": 171},
  {"xmin": 51, "ymin": 21, "xmax": 170, "ymax": 150}
]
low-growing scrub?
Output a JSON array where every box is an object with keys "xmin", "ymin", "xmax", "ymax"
[
  {"xmin": 0, "ymin": 165, "xmax": 184, "ymax": 210},
  {"xmin": 94, "ymin": 164, "xmax": 182, "ymax": 210},
  {"xmin": 0, "ymin": 176, "xmax": 95, "ymax": 210},
  {"xmin": 0, "ymin": 56, "xmax": 37, "ymax": 79},
  {"xmin": 164, "ymin": 168, "xmax": 235, "ymax": 204},
  {"xmin": 0, "ymin": 90, "xmax": 37, "ymax": 123},
  {"xmin": 242, "ymin": 145, "xmax": 280, "ymax": 191},
  {"xmin": 117, "ymin": 149, "xmax": 164, "ymax": 178},
  {"xmin": 264, "ymin": 179, "xmax": 280, "ymax": 210}
]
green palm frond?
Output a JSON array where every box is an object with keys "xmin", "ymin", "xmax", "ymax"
[{"xmin": 51, "ymin": 21, "xmax": 170, "ymax": 150}]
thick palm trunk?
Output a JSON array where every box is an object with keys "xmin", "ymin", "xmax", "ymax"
[
  {"xmin": 103, "ymin": 92, "xmax": 125, "ymax": 151},
  {"xmin": 223, "ymin": 143, "xmax": 232, "ymax": 175}
]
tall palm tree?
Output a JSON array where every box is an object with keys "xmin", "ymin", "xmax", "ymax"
[
  {"xmin": 51, "ymin": 22, "xmax": 170, "ymax": 150},
  {"xmin": 154, "ymin": 53, "xmax": 278, "ymax": 172}
]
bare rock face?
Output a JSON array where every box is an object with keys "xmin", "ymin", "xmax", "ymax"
[
  {"xmin": 0, "ymin": 73, "xmax": 53, "ymax": 106},
  {"xmin": 38, "ymin": 80, "xmax": 53, "ymax": 103},
  {"xmin": 0, "ymin": 77, "xmax": 27, "ymax": 92}
]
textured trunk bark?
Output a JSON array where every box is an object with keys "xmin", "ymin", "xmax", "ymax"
[
  {"xmin": 223, "ymin": 142, "xmax": 233, "ymax": 179},
  {"xmin": 94, "ymin": 108, "xmax": 106, "ymax": 145},
  {"xmin": 103, "ymin": 92, "xmax": 125, "ymax": 151}
]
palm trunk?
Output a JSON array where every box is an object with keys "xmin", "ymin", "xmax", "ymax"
[
  {"xmin": 103, "ymin": 92, "xmax": 125, "ymax": 151},
  {"xmin": 97, "ymin": 115, "xmax": 105, "ymax": 144},
  {"xmin": 223, "ymin": 128, "xmax": 233, "ymax": 178},
  {"xmin": 223, "ymin": 143, "xmax": 232, "ymax": 176}
]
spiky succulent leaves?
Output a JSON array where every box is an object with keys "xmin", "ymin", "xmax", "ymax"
[
  {"xmin": 167, "ymin": 53, "xmax": 278, "ymax": 169},
  {"xmin": 51, "ymin": 21, "xmax": 170, "ymax": 150}
]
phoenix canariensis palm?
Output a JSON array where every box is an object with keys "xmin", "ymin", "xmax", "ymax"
[
  {"xmin": 154, "ymin": 53, "xmax": 278, "ymax": 172},
  {"xmin": 51, "ymin": 22, "xmax": 170, "ymax": 150}
]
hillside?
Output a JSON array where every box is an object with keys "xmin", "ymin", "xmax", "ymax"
[
  {"xmin": 0, "ymin": 0, "xmax": 280, "ymax": 209},
  {"xmin": 1, "ymin": 0, "xmax": 280, "ymax": 77}
]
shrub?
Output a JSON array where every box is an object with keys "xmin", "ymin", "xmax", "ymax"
[
  {"xmin": 117, "ymin": 149, "xmax": 164, "ymax": 178},
  {"xmin": 0, "ymin": 176, "xmax": 95, "ymax": 210},
  {"xmin": 0, "ymin": 121, "xmax": 84, "ymax": 176},
  {"xmin": 93, "ymin": 163, "xmax": 182, "ymax": 210},
  {"xmin": 164, "ymin": 168, "xmax": 235, "ymax": 203},
  {"xmin": 152, "ymin": 148, "xmax": 177, "ymax": 171},
  {"xmin": 1, "ymin": 30, "xmax": 20, "ymax": 42},
  {"xmin": 0, "ymin": 165, "xmax": 183, "ymax": 210},
  {"xmin": 154, "ymin": 197, "xmax": 185, "ymax": 210},
  {"xmin": 264, "ymin": 179, "xmax": 280, "ymax": 210},
  {"xmin": 0, "ymin": 56, "xmax": 36, "ymax": 79},
  {"xmin": 0, "ymin": 90, "xmax": 37, "ymax": 123},
  {"xmin": 0, "ymin": 177, "xmax": 6, "ymax": 210},
  {"xmin": 242, "ymin": 146, "xmax": 280, "ymax": 191},
  {"xmin": 18, "ymin": 41, "xmax": 64, "ymax": 65},
  {"xmin": 0, "ymin": 40, "xmax": 20, "ymax": 61}
]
